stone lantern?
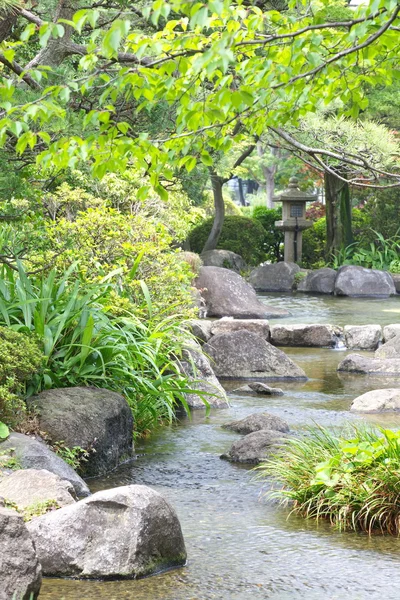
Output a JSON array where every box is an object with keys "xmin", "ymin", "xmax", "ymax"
[{"xmin": 273, "ymin": 177, "xmax": 317, "ymax": 264}]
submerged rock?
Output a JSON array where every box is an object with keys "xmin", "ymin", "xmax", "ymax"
[
  {"xmin": 344, "ymin": 325, "xmax": 382, "ymax": 351},
  {"xmin": 270, "ymin": 324, "xmax": 342, "ymax": 348},
  {"xmin": 210, "ymin": 318, "xmax": 270, "ymax": 340},
  {"xmin": 27, "ymin": 485, "xmax": 186, "ymax": 580},
  {"xmin": 28, "ymin": 387, "xmax": 134, "ymax": 478},
  {"xmin": 231, "ymin": 382, "xmax": 283, "ymax": 396},
  {"xmin": 222, "ymin": 413, "xmax": 290, "ymax": 435},
  {"xmin": 221, "ymin": 430, "xmax": 287, "ymax": 464},
  {"xmin": 351, "ymin": 389, "xmax": 400, "ymax": 412},
  {"xmin": 375, "ymin": 334, "xmax": 400, "ymax": 359},
  {"xmin": 334, "ymin": 265, "xmax": 395, "ymax": 297},
  {"xmin": 0, "ymin": 469, "xmax": 76, "ymax": 510},
  {"xmin": 0, "ymin": 506, "xmax": 42, "ymax": 600},
  {"xmin": 203, "ymin": 331, "xmax": 307, "ymax": 380},
  {"xmin": 248, "ymin": 261, "xmax": 300, "ymax": 292},
  {"xmin": 0, "ymin": 433, "xmax": 90, "ymax": 498},
  {"xmin": 337, "ymin": 354, "xmax": 400, "ymax": 376},
  {"xmin": 297, "ymin": 267, "xmax": 336, "ymax": 294},
  {"xmin": 194, "ymin": 266, "xmax": 289, "ymax": 319},
  {"xmin": 200, "ymin": 249, "xmax": 247, "ymax": 273},
  {"xmin": 181, "ymin": 345, "xmax": 229, "ymax": 409}
]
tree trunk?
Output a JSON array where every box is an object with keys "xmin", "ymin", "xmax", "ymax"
[
  {"xmin": 202, "ymin": 172, "xmax": 225, "ymax": 253},
  {"xmin": 238, "ymin": 178, "xmax": 246, "ymax": 206},
  {"xmin": 325, "ymin": 171, "xmax": 352, "ymax": 258},
  {"xmin": 264, "ymin": 167, "xmax": 275, "ymax": 208}
]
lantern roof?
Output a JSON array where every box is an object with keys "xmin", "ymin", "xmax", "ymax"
[{"xmin": 273, "ymin": 177, "xmax": 318, "ymax": 203}]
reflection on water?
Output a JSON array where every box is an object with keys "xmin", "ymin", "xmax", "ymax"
[{"xmin": 40, "ymin": 317, "xmax": 400, "ymax": 599}]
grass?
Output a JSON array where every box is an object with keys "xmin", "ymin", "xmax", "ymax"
[{"xmin": 258, "ymin": 425, "xmax": 400, "ymax": 536}]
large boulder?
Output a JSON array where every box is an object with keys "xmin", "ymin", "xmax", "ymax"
[
  {"xmin": 0, "ymin": 506, "xmax": 42, "ymax": 600},
  {"xmin": 180, "ymin": 345, "xmax": 229, "ymax": 409},
  {"xmin": 334, "ymin": 265, "xmax": 396, "ymax": 297},
  {"xmin": 390, "ymin": 273, "xmax": 400, "ymax": 294},
  {"xmin": 350, "ymin": 389, "xmax": 400, "ymax": 412},
  {"xmin": 270, "ymin": 324, "xmax": 342, "ymax": 348},
  {"xmin": 203, "ymin": 331, "xmax": 307, "ymax": 380},
  {"xmin": 383, "ymin": 324, "xmax": 400, "ymax": 342},
  {"xmin": 189, "ymin": 319, "xmax": 213, "ymax": 344},
  {"xmin": 248, "ymin": 261, "xmax": 300, "ymax": 292},
  {"xmin": 195, "ymin": 266, "xmax": 290, "ymax": 319},
  {"xmin": 344, "ymin": 325, "xmax": 382, "ymax": 351},
  {"xmin": 28, "ymin": 387, "xmax": 134, "ymax": 477},
  {"xmin": 0, "ymin": 433, "xmax": 90, "ymax": 498},
  {"xmin": 375, "ymin": 334, "xmax": 400, "ymax": 359},
  {"xmin": 0, "ymin": 469, "xmax": 76, "ymax": 510},
  {"xmin": 297, "ymin": 267, "xmax": 337, "ymax": 294},
  {"xmin": 200, "ymin": 249, "xmax": 247, "ymax": 273},
  {"xmin": 27, "ymin": 485, "xmax": 186, "ymax": 579},
  {"xmin": 220, "ymin": 430, "xmax": 287, "ymax": 463},
  {"xmin": 338, "ymin": 354, "xmax": 400, "ymax": 376},
  {"xmin": 231, "ymin": 382, "xmax": 283, "ymax": 396},
  {"xmin": 210, "ymin": 317, "xmax": 270, "ymax": 340},
  {"xmin": 222, "ymin": 412, "xmax": 289, "ymax": 435}
]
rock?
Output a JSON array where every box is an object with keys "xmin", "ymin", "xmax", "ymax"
[
  {"xmin": 375, "ymin": 334, "xmax": 400, "ymax": 359},
  {"xmin": 28, "ymin": 387, "xmax": 134, "ymax": 477},
  {"xmin": 383, "ymin": 324, "xmax": 400, "ymax": 342},
  {"xmin": 0, "ymin": 506, "xmax": 42, "ymax": 600},
  {"xmin": 248, "ymin": 261, "xmax": 300, "ymax": 292},
  {"xmin": 220, "ymin": 430, "xmax": 287, "ymax": 463},
  {"xmin": 338, "ymin": 354, "xmax": 400, "ymax": 376},
  {"xmin": 0, "ymin": 469, "xmax": 76, "ymax": 510},
  {"xmin": 27, "ymin": 485, "xmax": 186, "ymax": 579},
  {"xmin": 390, "ymin": 273, "xmax": 400, "ymax": 294},
  {"xmin": 210, "ymin": 317, "xmax": 270, "ymax": 340},
  {"xmin": 195, "ymin": 266, "xmax": 290, "ymax": 319},
  {"xmin": 222, "ymin": 413, "xmax": 289, "ymax": 435},
  {"xmin": 189, "ymin": 319, "xmax": 213, "ymax": 343},
  {"xmin": 270, "ymin": 324, "xmax": 342, "ymax": 348},
  {"xmin": 350, "ymin": 389, "xmax": 400, "ymax": 412},
  {"xmin": 334, "ymin": 265, "xmax": 396, "ymax": 297},
  {"xmin": 181, "ymin": 345, "xmax": 229, "ymax": 409},
  {"xmin": 231, "ymin": 382, "xmax": 283, "ymax": 396},
  {"xmin": 200, "ymin": 249, "xmax": 247, "ymax": 273},
  {"xmin": 203, "ymin": 331, "xmax": 307, "ymax": 380},
  {"xmin": 344, "ymin": 325, "xmax": 382, "ymax": 351},
  {"xmin": 0, "ymin": 433, "xmax": 90, "ymax": 498},
  {"xmin": 297, "ymin": 267, "xmax": 337, "ymax": 294}
]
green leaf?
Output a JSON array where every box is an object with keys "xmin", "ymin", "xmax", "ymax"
[{"xmin": 0, "ymin": 421, "xmax": 9, "ymax": 439}]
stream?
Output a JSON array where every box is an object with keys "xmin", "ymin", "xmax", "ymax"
[{"xmin": 39, "ymin": 294, "xmax": 400, "ymax": 600}]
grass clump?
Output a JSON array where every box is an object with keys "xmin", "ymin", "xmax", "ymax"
[{"xmin": 258, "ymin": 425, "xmax": 400, "ymax": 536}]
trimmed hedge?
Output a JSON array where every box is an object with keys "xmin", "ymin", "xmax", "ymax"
[{"xmin": 252, "ymin": 206, "xmax": 283, "ymax": 263}]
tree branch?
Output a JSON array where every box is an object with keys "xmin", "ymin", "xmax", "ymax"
[{"xmin": 0, "ymin": 54, "xmax": 41, "ymax": 89}]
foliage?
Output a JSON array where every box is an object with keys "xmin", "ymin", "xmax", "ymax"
[
  {"xmin": 259, "ymin": 425, "xmax": 400, "ymax": 535},
  {"xmin": 52, "ymin": 441, "xmax": 90, "ymax": 473},
  {"xmin": 252, "ymin": 206, "xmax": 283, "ymax": 263},
  {"xmin": 331, "ymin": 230, "xmax": 400, "ymax": 271},
  {"xmin": 0, "ymin": 448, "xmax": 20, "ymax": 470},
  {"xmin": 188, "ymin": 215, "xmax": 266, "ymax": 265},
  {"xmin": 302, "ymin": 217, "xmax": 327, "ymax": 269},
  {"xmin": 0, "ymin": 421, "xmax": 9, "ymax": 439},
  {"xmin": 306, "ymin": 202, "xmax": 326, "ymax": 222},
  {"xmin": 0, "ymin": 326, "xmax": 43, "ymax": 429},
  {"xmin": 23, "ymin": 499, "xmax": 60, "ymax": 522},
  {"xmin": 202, "ymin": 190, "xmax": 242, "ymax": 218}
]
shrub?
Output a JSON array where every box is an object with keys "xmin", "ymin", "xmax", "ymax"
[
  {"xmin": 0, "ymin": 327, "xmax": 43, "ymax": 428},
  {"xmin": 252, "ymin": 206, "xmax": 283, "ymax": 263},
  {"xmin": 188, "ymin": 215, "xmax": 266, "ymax": 265},
  {"xmin": 302, "ymin": 217, "xmax": 327, "ymax": 268},
  {"xmin": 259, "ymin": 425, "xmax": 400, "ymax": 535}
]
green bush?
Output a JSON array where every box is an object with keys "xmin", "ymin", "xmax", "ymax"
[
  {"xmin": 188, "ymin": 215, "xmax": 266, "ymax": 265},
  {"xmin": 259, "ymin": 425, "xmax": 400, "ymax": 536},
  {"xmin": 0, "ymin": 327, "xmax": 43, "ymax": 428},
  {"xmin": 252, "ymin": 206, "xmax": 283, "ymax": 263},
  {"xmin": 302, "ymin": 217, "xmax": 327, "ymax": 268}
]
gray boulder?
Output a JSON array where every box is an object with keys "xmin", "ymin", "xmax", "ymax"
[
  {"xmin": 334, "ymin": 265, "xmax": 395, "ymax": 297},
  {"xmin": 200, "ymin": 249, "xmax": 247, "ymax": 273},
  {"xmin": 248, "ymin": 261, "xmax": 300, "ymax": 292},
  {"xmin": 0, "ymin": 433, "xmax": 90, "ymax": 498},
  {"xmin": 28, "ymin": 387, "xmax": 134, "ymax": 477},
  {"xmin": 338, "ymin": 354, "xmax": 400, "ymax": 376},
  {"xmin": 383, "ymin": 324, "xmax": 400, "ymax": 342},
  {"xmin": 181, "ymin": 345, "xmax": 229, "ymax": 409},
  {"xmin": 189, "ymin": 319, "xmax": 213, "ymax": 343},
  {"xmin": 222, "ymin": 413, "xmax": 289, "ymax": 435},
  {"xmin": 203, "ymin": 331, "xmax": 307, "ymax": 380},
  {"xmin": 297, "ymin": 267, "xmax": 337, "ymax": 294},
  {"xmin": 27, "ymin": 485, "xmax": 186, "ymax": 579},
  {"xmin": 210, "ymin": 318, "xmax": 270, "ymax": 340},
  {"xmin": 0, "ymin": 469, "xmax": 76, "ymax": 510},
  {"xmin": 375, "ymin": 334, "xmax": 400, "ymax": 359},
  {"xmin": 350, "ymin": 389, "xmax": 400, "ymax": 412},
  {"xmin": 231, "ymin": 382, "xmax": 283, "ymax": 396},
  {"xmin": 0, "ymin": 506, "xmax": 42, "ymax": 600},
  {"xmin": 390, "ymin": 273, "xmax": 400, "ymax": 294},
  {"xmin": 344, "ymin": 325, "xmax": 382, "ymax": 351},
  {"xmin": 195, "ymin": 266, "xmax": 290, "ymax": 319},
  {"xmin": 220, "ymin": 430, "xmax": 287, "ymax": 464},
  {"xmin": 270, "ymin": 324, "xmax": 342, "ymax": 348}
]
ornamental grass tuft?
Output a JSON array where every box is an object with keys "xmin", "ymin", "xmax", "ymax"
[{"xmin": 258, "ymin": 425, "xmax": 400, "ymax": 536}]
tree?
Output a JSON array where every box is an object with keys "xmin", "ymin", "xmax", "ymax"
[{"xmin": 0, "ymin": 0, "xmax": 399, "ymax": 251}]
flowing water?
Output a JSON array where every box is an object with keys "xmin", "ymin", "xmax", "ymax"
[{"xmin": 40, "ymin": 295, "xmax": 400, "ymax": 600}]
